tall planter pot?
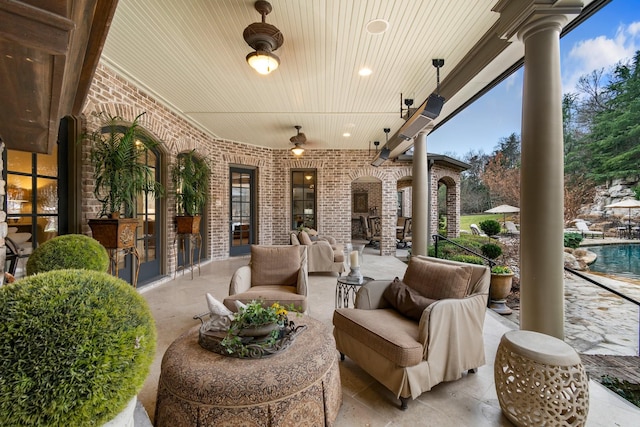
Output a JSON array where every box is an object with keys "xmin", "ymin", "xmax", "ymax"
[
  {"xmin": 89, "ymin": 218, "xmax": 140, "ymax": 249},
  {"xmin": 176, "ymin": 215, "xmax": 201, "ymax": 234},
  {"xmin": 489, "ymin": 273, "xmax": 514, "ymax": 315}
]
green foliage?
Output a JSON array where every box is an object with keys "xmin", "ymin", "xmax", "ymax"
[
  {"xmin": 430, "ymin": 235, "xmax": 487, "ymax": 262},
  {"xmin": 438, "ymin": 215, "xmax": 447, "ymax": 233},
  {"xmin": 491, "ymin": 265, "xmax": 513, "ymax": 275},
  {"xmin": 460, "ymin": 214, "xmax": 502, "ymax": 232},
  {"xmin": 171, "ymin": 149, "xmax": 211, "ymax": 216},
  {"xmin": 450, "ymin": 254, "xmax": 485, "ymax": 265},
  {"xmin": 587, "ymin": 52, "xmax": 640, "ymax": 182},
  {"xmin": 221, "ymin": 300, "xmax": 295, "ymax": 357},
  {"xmin": 0, "ymin": 270, "xmax": 156, "ymax": 426},
  {"xmin": 564, "ymin": 232, "xmax": 583, "ymax": 249},
  {"xmin": 479, "ymin": 219, "xmax": 501, "ymax": 236},
  {"xmin": 26, "ymin": 234, "xmax": 109, "ymax": 276},
  {"xmin": 634, "ymin": 185, "xmax": 640, "ymax": 200},
  {"xmin": 90, "ymin": 112, "xmax": 165, "ymax": 218},
  {"xmin": 600, "ymin": 376, "xmax": 640, "ymax": 408},
  {"xmin": 481, "ymin": 243, "xmax": 503, "ymax": 260}
]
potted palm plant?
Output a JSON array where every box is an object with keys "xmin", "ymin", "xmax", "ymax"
[
  {"xmin": 171, "ymin": 149, "xmax": 210, "ymax": 234},
  {"xmin": 88, "ymin": 112, "xmax": 164, "ymax": 249}
]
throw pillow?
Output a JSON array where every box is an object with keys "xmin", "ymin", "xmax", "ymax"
[
  {"xmin": 403, "ymin": 257, "xmax": 472, "ymax": 300},
  {"xmin": 250, "ymin": 245, "xmax": 301, "ymax": 287},
  {"xmin": 299, "ymin": 231, "xmax": 313, "ymax": 245},
  {"xmin": 290, "ymin": 232, "xmax": 300, "ymax": 245},
  {"xmin": 383, "ymin": 278, "xmax": 436, "ymax": 321}
]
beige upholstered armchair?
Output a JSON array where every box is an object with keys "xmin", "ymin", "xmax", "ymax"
[
  {"xmin": 333, "ymin": 256, "xmax": 490, "ymax": 409},
  {"xmin": 223, "ymin": 245, "xmax": 308, "ymax": 313},
  {"xmin": 290, "ymin": 230, "xmax": 345, "ymax": 274}
]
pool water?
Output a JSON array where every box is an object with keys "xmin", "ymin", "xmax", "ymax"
[{"xmin": 587, "ymin": 244, "xmax": 640, "ymax": 280}]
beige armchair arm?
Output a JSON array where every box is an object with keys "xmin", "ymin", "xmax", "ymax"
[
  {"xmin": 229, "ymin": 266, "xmax": 252, "ymax": 295},
  {"xmin": 296, "ymin": 246, "xmax": 309, "ymax": 297},
  {"xmin": 354, "ymin": 280, "xmax": 393, "ymax": 309},
  {"xmin": 418, "ymin": 293, "xmax": 487, "ymax": 361}
]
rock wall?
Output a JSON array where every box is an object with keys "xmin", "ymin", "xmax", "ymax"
[{"xmin": 584, "ymin": 176, "xmax": 639, "ymax": 217}]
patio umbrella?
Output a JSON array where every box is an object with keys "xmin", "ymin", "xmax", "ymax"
[
  {"xmin": 484, "ymin": 204, "xmax": 520, "ymax": 226},
  {"xmin": 604, "ymin": 199, "xmax": 640, "ymax": 236}
]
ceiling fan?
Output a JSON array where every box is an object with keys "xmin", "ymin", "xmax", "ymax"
[{"xmin": 289, "ymin": 125, "xmax": 307, "ymax": 155}]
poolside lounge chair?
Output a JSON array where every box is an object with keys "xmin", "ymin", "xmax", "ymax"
[
  {"xmin": 470, "ymin": 224, "xmax": 487, "ymax": 237},
  {"xmin": 575, "ymin": 221, "xmax": 604, "ymax": 239},
  {"xmin": 504, "ymin": 221, "xmax": 520, "ymax": 236}
]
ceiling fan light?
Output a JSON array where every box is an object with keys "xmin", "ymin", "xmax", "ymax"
[
  {"xmin": 291, "ymin": 143, "xmax": 304, "ymax": 156},
  {"xmin": 247, "ymin": 51, "xmax": 280, "ymax": 75}
]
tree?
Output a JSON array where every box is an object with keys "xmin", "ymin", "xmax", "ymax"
[
  {"xmin": 564, "ymin": 173, "xmax": 596, "ymax": 221},
  {"xmin": 588, "ymin": 52, "xmax": 640, "ymax": 182},
  {"xmin": 481, "ymin": 134, "xmax": 521, "ymax": 207},
  {"xmin": 460, "ymin": 150, "xmax": 491, "ymax": 213}
]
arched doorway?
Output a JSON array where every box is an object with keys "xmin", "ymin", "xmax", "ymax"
[
  {"xmin": 436, "ymin": 176, "xmax": 458, "ymax": 238},
  {"xmin": 350, "ymin": 176, "xmax": 382, "ymax": 251}
]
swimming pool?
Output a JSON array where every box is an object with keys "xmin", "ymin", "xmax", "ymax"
[{"xmin": 587, "ymin": 244, "xmax": 640, "ymax": 281}]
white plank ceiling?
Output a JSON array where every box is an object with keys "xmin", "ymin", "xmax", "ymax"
[{"xmin": 100, "ymin": 0, "xmax": 594, "ymax": 153}]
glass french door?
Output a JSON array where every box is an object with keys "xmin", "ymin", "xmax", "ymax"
[
  {"xmin": 135, "ymin": 148, "xmax": 162, "ymax": 285},
  {"xmin": 229, "ymin": 167, "xmax": 255, "ymax": 256}
]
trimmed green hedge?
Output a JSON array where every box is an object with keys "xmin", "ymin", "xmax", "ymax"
[
  {"xmin": 26, "ymin": 234, "xmax": 109, "ymax": 275},
  {"xmin": 481, "ymin": 243, "xmax": 502, "ymax": 259},
  {"xmin": 0, "ymin": 270, "xmax": 156, "ymax": 426},
  {"xmin": 564, "ymin": 232, "xmax": 583, "ymax": 249},
  {"xmin": 479, "ymin": 219, "xmax": 501, "ymax": 236}
]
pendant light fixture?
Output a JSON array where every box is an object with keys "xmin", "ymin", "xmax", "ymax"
[
  {"xmin": 243, "ymin": 1, "xmax": 284, "ymax": 75},
  {"xmin": 290, "ymin": 125, "xmax": 305, "ymax": 156}
]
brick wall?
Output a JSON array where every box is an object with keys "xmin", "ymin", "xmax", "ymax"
[{"xmin": 78, "ymin": 62, "xmax": 464, "ymax": 275}]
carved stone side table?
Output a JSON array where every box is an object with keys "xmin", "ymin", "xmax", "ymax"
[{"xmin": 494, "ymin": 330, "xmax": 589, "ymax": 426}]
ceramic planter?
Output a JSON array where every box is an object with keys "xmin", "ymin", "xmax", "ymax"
[
  {"xmin": 489, "ymin": 273, "xmax": 514, "ymax": 315},
  {"xmin": 88, "ymin": 218, "xmax": 140, "ymax": 249},
  {"xmin": 175, "ymin": 215, "xmax": 201, "ymax": 234}
]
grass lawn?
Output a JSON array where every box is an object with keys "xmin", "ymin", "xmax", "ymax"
[{"xmin": 460, "ymin": 213, "xmax": 508, "ymax": 233}]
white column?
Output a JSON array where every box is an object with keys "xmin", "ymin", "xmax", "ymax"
[
  {"xmin": 412, "ymin": 131, "xmax": 429, "ymax": 256},
  {"xmin": 519, "ymin": 16, "xmax": 567, "ymax": 339}
]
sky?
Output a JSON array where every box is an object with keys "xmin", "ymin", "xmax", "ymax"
[{"xmin": 428, "ymin": 0, "xmax": 640, "ymax": 159}]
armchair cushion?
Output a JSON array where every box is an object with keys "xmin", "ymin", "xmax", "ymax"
[
  {"xmin": 383, "ymin": 278, "xmax": 436, "ymax": 321},
  {"xmin": 250, "ymin": 245, "xmax": 300, "ymax": 287},
  {"xmin": 299, "ymin": 230, "xmax": 313, "ymax": 245},
  {"xmin": 403, "ymin": 256, "xmax": 472, "ymax": 300},
  {"xmin": 333, "ymin": 308, "xmax": 423, "ymax": 367}
]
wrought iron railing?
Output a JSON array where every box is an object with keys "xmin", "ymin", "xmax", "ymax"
[{"xmin": 564, "ymin": 267, "xmax": 640, "ymax": 356}]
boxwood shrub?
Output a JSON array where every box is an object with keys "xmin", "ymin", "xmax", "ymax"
[
  {"xmin": 479, "ymin": 219, "xmax": 502, "ymax": 236},
  {"xmin": 481, "ymin": 243, "xmax": 503, "ymax": 259},
  {"xmin": 564, "ymin": 232, "xmax": 583, "ymax": 249},
  {"xmin": 0, "ymin": 270, "xmax": 156, "ymax": 426},
  {"xmin": 26, "ymin": 234, "xmax": 109, "ymax": 275}
]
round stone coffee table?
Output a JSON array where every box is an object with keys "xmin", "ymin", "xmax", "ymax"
[{"xmin": 155, "ymin": 315, "xmax": 342, "ymax": 427}]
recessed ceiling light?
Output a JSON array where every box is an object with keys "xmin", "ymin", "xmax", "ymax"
[
  {"xmin": 366, "ymin": 19, "xmax": 389, "ymax": 35},
  {"xmin": 359, "ymin": 68, "xmax": 372, "ymax": 76},
  {"xmin": 343, "ymin": 132, "xmax": 351, "ymax": 137}
]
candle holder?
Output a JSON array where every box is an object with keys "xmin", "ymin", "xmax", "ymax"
[
  {"xmin": 344, "ymin": 244, "xmax": 363, "ymax": 284},
  {"xmin": 346, "ymin": 265, "xmax": 363, "ymax": 284}
]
